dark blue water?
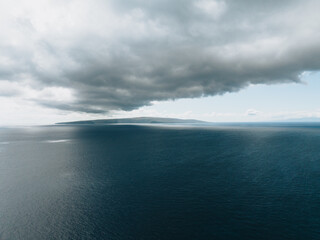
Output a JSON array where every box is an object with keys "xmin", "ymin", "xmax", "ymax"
[{"xmin": 1, "ymin": 124, "xmax": 320, "ymax": 239}]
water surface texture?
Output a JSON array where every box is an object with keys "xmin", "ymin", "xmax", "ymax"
[{"xmin": 1, "ymin": 124, "xmax": 320, "ymax": 239}]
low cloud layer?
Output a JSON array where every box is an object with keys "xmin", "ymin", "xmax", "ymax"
[{"xmin": 1, "ymin": 0, "xmax": 320, "ymax": 113}]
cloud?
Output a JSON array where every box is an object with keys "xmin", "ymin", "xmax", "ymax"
[
  {"xmin": 194, "ymin": 0, "xmax": 227, "ymax": 19},
  {"xmin": 0, "ymin": 81, "xmax": 22, "ymax": 97},
  {"xmin": 1, "ymin": 0, "xmax": 320, "ymax": 113},
  {"xmin": 245, "ymin": 109, "xmax": 260, "ymax": 116}
]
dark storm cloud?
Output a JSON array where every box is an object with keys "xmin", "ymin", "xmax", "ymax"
[{"xmin": 0, "ymin": 0, "xmax": 320, "ymax": 113}]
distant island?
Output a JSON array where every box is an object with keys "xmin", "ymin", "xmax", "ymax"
[{"xmin": 56, "ymin": 117, "xmax": 207, "ymax": 125}]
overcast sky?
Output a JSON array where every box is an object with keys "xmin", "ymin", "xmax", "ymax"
[{"xmin": 0, "ymin": 0, "xmax": 320, "ymax": 125}]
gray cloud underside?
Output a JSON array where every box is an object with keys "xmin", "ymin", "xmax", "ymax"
[{"xmin": 0, "ymin": 0, "xmax": 320, "ymax": 113}]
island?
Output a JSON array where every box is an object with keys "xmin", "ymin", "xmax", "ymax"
[{"xmin": 56, "ymin": 117, "xmax": 207, "ymax": 125}]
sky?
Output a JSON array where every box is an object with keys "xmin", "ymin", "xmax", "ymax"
[{"xmin": 0, "ymin": 0, "xmax": 320, "ymax": 125}]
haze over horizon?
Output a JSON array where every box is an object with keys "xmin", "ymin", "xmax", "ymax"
[{"xmin": 1, "ymin": 0, "xmax": 320, "ymax": 125}]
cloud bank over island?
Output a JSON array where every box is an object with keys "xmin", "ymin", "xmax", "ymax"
[{"xmin": 1, "ymin": 0, "xmax": 320, "ymax": 113}]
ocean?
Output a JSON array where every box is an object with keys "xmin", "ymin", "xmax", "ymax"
[{"xmin": 1, "ymin": 124, "xmax": 320, "ymax": 239}]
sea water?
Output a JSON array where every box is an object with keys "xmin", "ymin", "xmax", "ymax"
[{"xmin": 1, "ymin": 124, "xmax": 320, "ymax": 239}]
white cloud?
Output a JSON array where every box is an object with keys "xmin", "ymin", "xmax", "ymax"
[
  {"xmin": 194, "ymin": 0, "xmax": 227, "ymax": 19},
  {"xmin": 245, "ymin": 109, "xmax": 261, "ymax": 116},
  {"xmin": 1, "ymin": 0, "xmax": 320, "ymax": 122}
]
